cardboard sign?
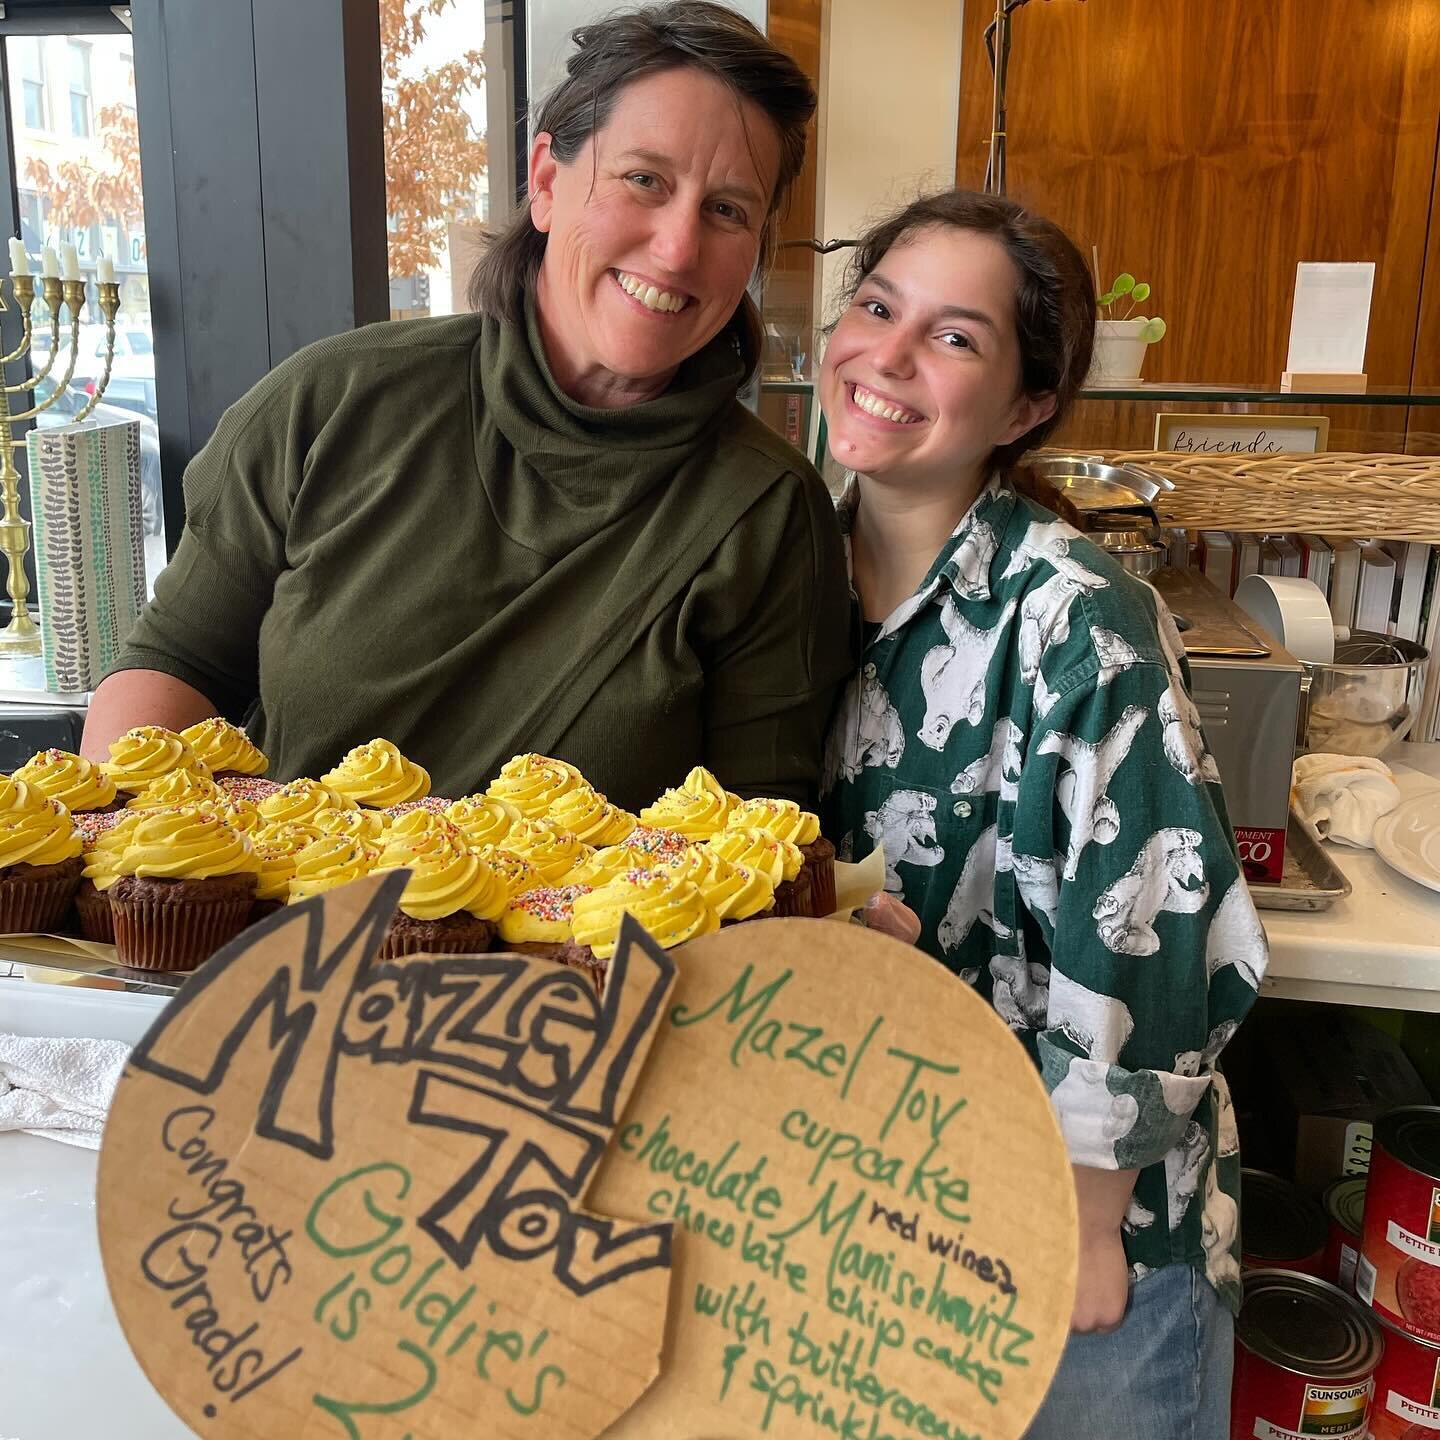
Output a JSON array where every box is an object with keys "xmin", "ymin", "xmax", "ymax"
[
  {"xmin": 595, "ymin": 919, "xmax": 1077, "ymax": 1439},
  {"xmin": 97, "ymin": 871, "xmax": 677, "ymax": 1439},
  {"xmin": 99, "ymin": 877, "xmax": 1077, "ymax": 1440}
]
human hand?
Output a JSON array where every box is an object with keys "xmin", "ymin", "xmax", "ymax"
[
  {"xmin": 863, "ymin": 892, "xmax": 922, "ymax": 944},
  {"xmin": 1070, "ymin": 1224, "xmax": 1131, "ymax": 1333}
]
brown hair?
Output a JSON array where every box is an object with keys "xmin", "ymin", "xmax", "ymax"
[
  {"xmin": 468, "ymin": 1, "xmax": 816, "ymax": 377},
  {"xmin": 837, "ymin": 189, "xmax": 1096, "ymax": 517}
]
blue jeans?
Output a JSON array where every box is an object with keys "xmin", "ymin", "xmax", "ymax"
[{"xmin": 1024, "ymin": 1263, "xmax": 1233, "ymax": 1440}]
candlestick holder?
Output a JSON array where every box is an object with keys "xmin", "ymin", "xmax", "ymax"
[{"xmin": 0, "ymin": 260, "xmax": 121, "ymax": 654}]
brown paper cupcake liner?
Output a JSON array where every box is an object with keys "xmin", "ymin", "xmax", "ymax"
[
  {"xmin": 379, "ymin": 920, "xmax": 496, "ymax": 960},
  {"xmin": 111, "ymin": 895, "xmax": 255, "ymax": 971},
  {"xmin": 769, "ymin": 870, "xmax": 815, "ymax": 918},
  {"xmin": 75, "ymin": 882, "xmax": 116, "ymax": 944},
  {"xmin": 0, "ymin": 868, "xmax": 84, "ymax": 934}
]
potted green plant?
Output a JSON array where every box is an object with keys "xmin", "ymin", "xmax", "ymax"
[{"xmin": 1089, "ymin": 272, "xmax": 1167, "ymax": 384}]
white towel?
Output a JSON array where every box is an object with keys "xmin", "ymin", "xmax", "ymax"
[
  {"xmin": 0, "ymin": 1032, "xmax": 130, "ymax": 1149},
  {"xmin": 1292, "ymin": 752, "xmax": 1402, "ymax": 849}
]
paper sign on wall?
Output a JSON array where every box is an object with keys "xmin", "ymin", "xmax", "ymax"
[{"xmin": 98, "ymin": 874, "xmax": 1077, "ymax": 1440}]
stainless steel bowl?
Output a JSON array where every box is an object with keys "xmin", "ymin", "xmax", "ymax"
[
  {"xmin": 1301, "ymin": 633, "xmax": 1428, "ymax": 757},
  {"xmin": 1027, "ymin": 456, "xmax": 1174, "ymax": 509},
  {"xmin": 1087, "ymin": 526, "xmax": 1166, "ymax": 576}
]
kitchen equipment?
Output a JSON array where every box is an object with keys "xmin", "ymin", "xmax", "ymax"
[
  {"xmin": 1373, "ymin": 794, "xmax": 1440, "ymax": 895},
  {"xmin": 1234, "ymin": 573, "xmax": 1337, "ymax": 666},
  {"xmin": 1303, "ymin": 634, "xmax": 1428, "ymax": 758},
  {"xmin": 1149, "ymin": 566, "xmax": 1305, "ymax": 885},
  {"xmin": 1082, "ymin": 520, "xmax": 1166, "ymax": 576},
  {"xmin": 1249, "ymin": 810, "xmax": 1353, "ymax": 912},
  {"xmin": 1026, "ymin": 454, "xmax": 1174, "ymax": 510}
]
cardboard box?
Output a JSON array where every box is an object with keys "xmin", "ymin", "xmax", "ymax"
[{"xmin": 1251, "ymin": 1007, "xmax": 1430, "ymax": 1192}]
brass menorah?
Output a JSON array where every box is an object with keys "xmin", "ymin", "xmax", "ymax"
[{"xmin": 0, "ymin": 244, "xmax": 122, "ymax": 655}]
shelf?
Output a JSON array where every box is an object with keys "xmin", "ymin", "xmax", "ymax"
[{"xmin": 1080, "ymin": 382, "xmax": 1440, "ymax": 406}]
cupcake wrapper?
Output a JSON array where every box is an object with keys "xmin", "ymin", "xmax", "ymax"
[
  {"xmin": 111, "ymin": 895, "xmax": 255, "ymax": 972},
  {"xmin": 380, "ymin": 925, "xmax": 495, "ymax": 960},
  {"xmin": 769, "ymin": 871, "xmax": 815, "ymax": 919},
  {"xmin": 75, "ymin": 886, "xmax": 116, "ymax": 944},
  {"xmin": 0, "ymin": 871, "xmax": 83, "ymax": 935},
  {"xmin": 805, "ymin": 856, "xmax": 837, "ymax": 919}
]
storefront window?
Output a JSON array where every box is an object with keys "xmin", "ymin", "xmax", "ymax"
[
  {"xmin": 380, "ymin": 0, "xmax": 489, "ymax": 320},
  {"xmin": 5, "ymin": 31, "xmax": 163, "ymax": 593}
]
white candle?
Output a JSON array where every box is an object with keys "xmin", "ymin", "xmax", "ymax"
[
  {"xmin": 7, "ymin": 238, "xmax": 30, "ymax": 276},
  {"xmin": 96, "ymin": 255, "xmax": 115, "ymax": 285},
  {"xmin": 60, "ymin": 243, "xmax": 80, "ymax": 282},
  {"xmin": 41, "ymin": 246, "xmax": 60, "ymax": 279}
]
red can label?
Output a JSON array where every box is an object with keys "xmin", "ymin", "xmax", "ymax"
[
  {"xmin": 1358, "ymin": 1146, "xmax": 1440, "ymax": 1343},
  {"xmin": 1236, "ymin": 825, "xmax": 1287, "ymax": 885},
  {"xmin": 1234, "ymin": 1350, "xmax": 1373, "ymax": 1438},
  {"xmin": 1369, "ymin": 1323, "xmax": 1440, "ymax": 1439}
]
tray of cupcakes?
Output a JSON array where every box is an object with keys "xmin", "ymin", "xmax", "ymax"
[{"xmin": 0, "ymin": 722, "xmax": 840, "ymax": 993}]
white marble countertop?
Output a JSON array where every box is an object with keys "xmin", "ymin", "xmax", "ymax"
[{"xmin": 1262, "ymin": 742, "xmax": 1440, "ymax": 1011}]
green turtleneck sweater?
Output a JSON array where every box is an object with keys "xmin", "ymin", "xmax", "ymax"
[{"xmin": 107, "ymin": 301, "xmax": 854, "ymax": 809}]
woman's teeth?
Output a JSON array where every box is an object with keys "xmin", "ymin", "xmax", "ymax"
[
  {"xmin": 615, "ymin": 270, "xmax": 687, "ymax": 313},
  {"xmin": 852, "ymin": 384, "xmax": 922, "ymax": 423}
]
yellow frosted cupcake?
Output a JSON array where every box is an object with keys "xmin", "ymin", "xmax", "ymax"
[
  {"xmin": 496, "ymin": 884, "xmax": 600, "ymax": 989},
  {"xmin": 707, "ymin": 827, "xmax": 808, "ymax": 916},
  {"xmin": 501, "ymin": 819, "xmax": 592, "ymax": 884},
  {"xmin": 288, "ymin": 834, "xmax": 378, "ymax": 903},
  {"xmin": 109, "ymin": 809, "xmax": 260, "ymax": 970},
  {"xmin": 125, "ymin": 768, "xmax": 225, "ymax": 812},
  {"xmin": 322, "ymin": 739, "xmax": 430, "ymax": 808},
  {"xmin": 486, "ymin": 753, "xmax": 584, "ymax": 818},
  {"xmin": 660, "ymin": 847, "xmax": 775, "ymax": 923},
  {"xmin": 545, "ymin": 784, "xmax": 638, "ymax": 848},
  {"xmin": 0, "ymin": 777, "xmax": 83, "ymax": 932},
  {"xmin": 311, "ymin": 805, "xmax": 387, "ymax": 844},
  {"xmin": 372, "ymin": 831, "xmax": 508, "ymax": 959},
  {"xmin": 638, "ymin": 781, "xmax": 731, "ymax": 839},
  {"xmin": 13, "ymin": 748, "xmax": 118, "ymax": 813},
  {"xmin": 474, "ymin": 845, "xmax": 540, "ymax": 899},
  {"xmin": 726, "ymin": 799, "xmax": 834, "ymax": 916},
  {"xmin": 74, "ymin": 809, "xmax": 145, "ymax": 941},
  {"xmin": 101, "ymin": 725, "xmax": 208, "ymax": 794},
  {"xmin": 571, "ymin": 868, "xmax": 719, "ymax": 961},
  {"xmin": 179, "ymin": 718, "xmax": 268, "ymax": 778},
  {"xmin": 446, "ymin": 795, "xmax": 521, "ymax": 849},
  {"xmin": 258, "ymin": 778, "xmax": 357, "ymax": 827},
  {"xmin": 560, "ymin": 841, "xmax": 667, "ymax": 887},
  {"xmin": 250, "ymin": 825, "xmax": 317, "ymax": 920}
]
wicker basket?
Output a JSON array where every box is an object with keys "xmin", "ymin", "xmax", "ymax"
[{"xmin": 1044, "ymin": 450, "xmax": 1440, "ymax": 541}]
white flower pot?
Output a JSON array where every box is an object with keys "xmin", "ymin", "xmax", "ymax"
[{"xmin": 1088, "ymin": 318, "xmax": 1152, "ymax": 385}]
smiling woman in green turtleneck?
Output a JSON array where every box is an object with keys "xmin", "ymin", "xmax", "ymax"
[{"xmin": 81, "ymin": 4, "xmax": 853, "ymax": 809}]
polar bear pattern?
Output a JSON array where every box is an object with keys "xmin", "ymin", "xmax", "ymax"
[
  {"xmin": 1039, "ymin": 703, "xmax": 1149, "ymax": 881},
  {"xmin": 917, "ymin": 596, "xmax": 1018, "ymax": 750},
  {"xmin": 1205, "ymin": 878, "xmax": 1267, "ymax": 991},
  {"xmin": 1093, "ymin": 826, "xmax": 1209, "ymax": 956},
  {"xmin": 989, "ymin": 950, "xmax": 1051, "ymax": 1030},
  {"xmin": 1011, "ymin": 850, "xmax": 1061, "ymax": 928},
  {"xmin": 863, "ymin": 789, "xmax": 945, "ymax": 893},
  {"xmin": 937, "ymin": 822, "xmax": 1013, "ymax": 952},
  {"xmin": 1032, "ymin": 664, "xmax": 1062, "ymax": 718},
  {"xmin": 1048, "ymin": 967, "xmax": 1136, "ymax": 1061},
  {"xmin": 1123, "ymin": 1196, "xmax": 1158, "ymax": 1234},
  {"xmin": 1174, "ymin": 1018, "xmax": 1240, "ymax": 1078},
  {"xmin": 1165, "ymin": 1120, "xmax": 1210, "ymax": 1230},
  {"xmin": 832, "ymin": 663, "xmax": 906, "ymax": 784},
  {"xmin": 999, "ymin": 517, "xmax": 1098, "ymax": 586},
  {"xmin": 1159, "ymin": 683, "xmax": 1221, "ymax": 785},
  {"xmin": 950, "ymin": 717, "xmax": 1024, "ymax": 801},
  {"xmin": 1017, "ymin": 566, "xmax": 1107, "ymax": 684},
  {"xmin": 1093, "ymin": 627, "xmax": 1144, "ymax": 688},
  {"xmin": 949, "ymin": 516, "xmax": 1000, "ymax": 600},
  {"xmin": 1050, "ymin": 1059, "xmax": 1142, "ymax": 1167},
  {"xmin": 1201, "ymin": 1159, "xmax": 1241, "ymax": 1295}
]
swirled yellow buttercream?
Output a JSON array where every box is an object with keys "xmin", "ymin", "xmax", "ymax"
[
  {"xmin": 115, "ymin": 809, "xmax": 258, "ymax": 879},
  {"xmin": 660, "ymin": 847, "xmax": 775, "ymax": 921},
  {"xmin": 13, "ymin": 749, "xmax": 118, "ymax": 812},
  {"xmin": 501, "ymin": 820, "xmax": 592, "ymax": 884},
  {"xmin": 375, "ymin": 840, "xmax": 509, "ymax": 921},
  {"xmin": 82, "ymin": 811, "xmax": 145, "ymax": 891},
  {"xmin": 179, "ymin": 718, "xmax": 269, "ymax": 776},
  {"xmin": 497, "ymin": 884, "xmax": 591, "ymax": 945},
  {"xmin": 571, "ymin": 870, "xmax": 718, "ymax": 959},
  {"xmin": 725, "ymin": 798, "xmax": 820, "ymax": 846},
  {"xmin": 485, "ymin": 753, "xmax": 584, "ymax": 818},
  {"xmin": 680, "ymin": 766, "xmax": 742, "ymax": 809},
  {"xmin": 251, "ymin": 826, "xmax": 316, "ymax": 902},
  {"xmin": 637, "ymin": 783, "xmax": 730, "ymax": 839},
  {"xmin": 445, "ymin": 795, "xmax": 521, "ymax": 849},
  {"xmin": 311, "ymin": 806, "xmax": 387, "ymax": 843},
  {"xmin": 102, "ymin": 726, "xmax": 207, "ymax": 793},
  {"xmin": 288, "ymin": 835, "xmax": 377, "ymax": 901},
  {"xmin": 322, "ymin": 739, "xmax": 430, "ymax": 807},
  {"xmin": 0, "ymin": 796, "xmax": 81, "ymax": 868},
  {"xmin": 706, "ymin": 827, "xmax": 803, "ymax": 885},
  {"xmin": 474, "ymin": 845, "xmax": 540, "ymax": 899},
  {"xmin": 258, "ymin": 779, "xmax": 357, "ymax": 827},
  {"xmin": 125, "ymin": 768, "xmax": 225, "ymax": 812},
  {"xmin": 378, "ymin": 809, "xmax": 466, "ymax": 860},
  {"xmin": 0, "ymin": 775, "xmax": 44, "ymax": 814},
  {"xmin": 560, "ymin": 841, "xmax": 669, "ymax": 887},
  {"xmin": 545, "ymin": 785, "xmax": 638, "ymax": 847}
]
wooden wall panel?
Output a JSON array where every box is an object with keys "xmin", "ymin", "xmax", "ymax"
[{"xmin": 957, "ymin": 0, "xmax": 1440, "ymax": 455}]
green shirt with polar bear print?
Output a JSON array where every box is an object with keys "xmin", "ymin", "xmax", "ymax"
[{"xmin": 822, "ymin": 476, "xmax": 1267, "ymax": 1312}]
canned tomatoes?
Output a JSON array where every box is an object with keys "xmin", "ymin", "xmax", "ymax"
[
  {"xmin": 1369, "ymin": 1313, "xmax": 1440, "ymax": 1438},
  {"xmin": 1324, "ymin": 1176, "xmax": 1367, "ymax": 1294},
  {"xmin": 1233, "ymin": 1269, "xmax": 1384, "ymax": 1440},
  {"xmin": 1358, "ymin": 1109, "xmax": 1440, "ymax": 1344},
  {"xmin": 1242, "ymin": 1168, "xmax": 1330, "ymax": 1276}
]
